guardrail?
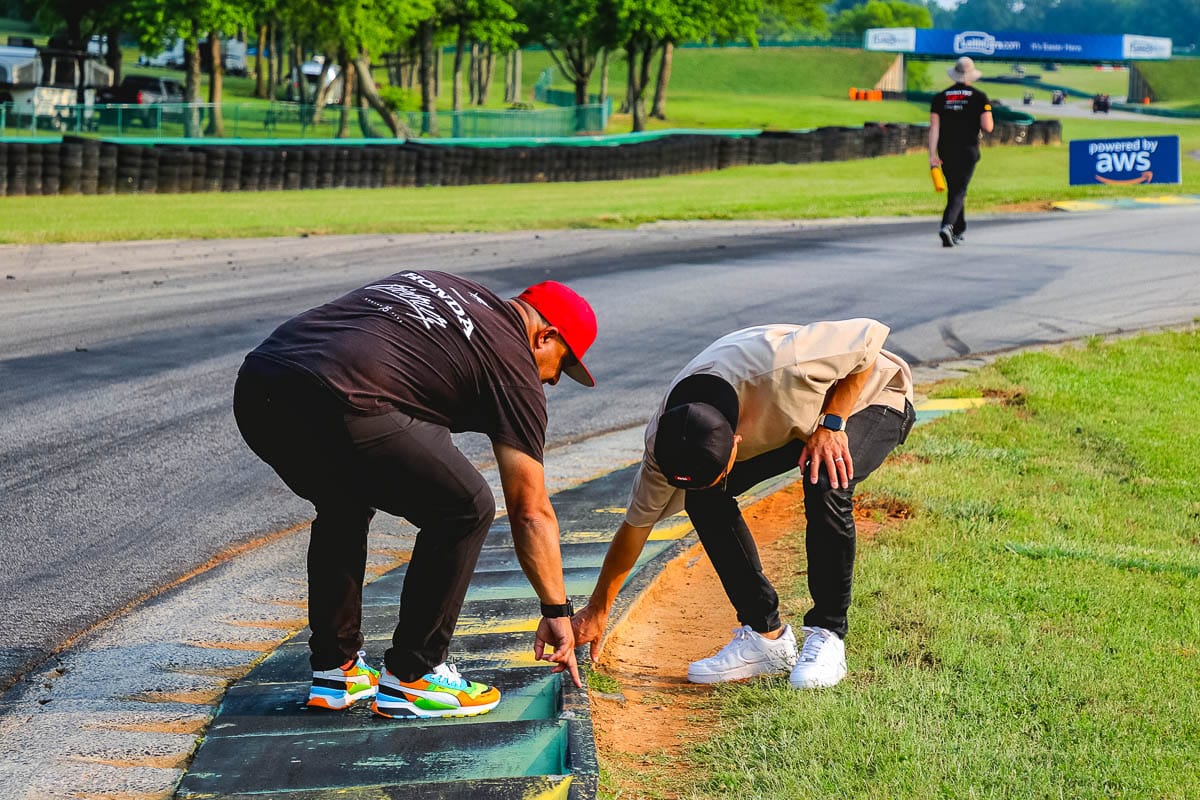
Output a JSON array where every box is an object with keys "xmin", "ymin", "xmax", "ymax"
[{"xmin": 0, "ymin": 101, "xmax": 610, "ymax": 140}]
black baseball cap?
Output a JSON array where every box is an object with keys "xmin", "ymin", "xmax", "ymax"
[{"xmin": 653, "ymin": 374, "xmax": 740, "ymax": 489}]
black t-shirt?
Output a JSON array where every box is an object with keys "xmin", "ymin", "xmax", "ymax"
[
  {"xmin": 931, "ymin": 83, "xmax": 991, "ymax": 153},
  {"xmin": 247, "ymin": 270, "xmax": 547, "ymax": 462}
]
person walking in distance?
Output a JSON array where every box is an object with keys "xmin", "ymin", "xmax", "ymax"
[
  {"xmin": 930, "ymin": 56, "xmax": 994, "ymax": 248},
  {"xmin": 233, "ymin": 271, "xmax": 597, "ymax": 718},
  {"xmin": 572, "ymin": 320, "xmax": 915, "ymax": 689}
]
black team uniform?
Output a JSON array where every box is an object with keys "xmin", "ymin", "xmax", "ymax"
[{"xmin": 931, "ymin": 83, "xmax": 991, "ymax": 244}]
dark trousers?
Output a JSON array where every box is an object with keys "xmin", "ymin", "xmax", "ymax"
[
  {"xmin": 939, "ymin": 147, "xmax": 980, "ymax": 234},
  {"xmin": 232, "ymin": 358, "xmax": 495, "ymax": 680},
  {"xmin": 684, "ymin": 402, "xmax": 915, "ymax": 640}
]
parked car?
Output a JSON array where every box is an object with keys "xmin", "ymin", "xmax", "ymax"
[
  {"xmin": 138, "ymin": 39, "xmax": 185, "ymax": 69},
  {"xmin": 138, "ymin": 37, "xmax": 246, "ymax": 74},
  {"xmin": 96, "ymin": 74, "xmax": 186, "ymax": 126},
  {"xmin": 300, "ymin": 57, "xmax": 342, "ymax": 104}
]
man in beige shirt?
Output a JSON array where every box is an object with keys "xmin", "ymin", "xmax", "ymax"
[{"xmin": 572, "ymin": 319, "xmax": 915, "ymax": 688}]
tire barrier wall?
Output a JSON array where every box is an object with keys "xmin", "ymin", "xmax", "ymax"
[{"xmin": 0, "ymin": 121, "xmax": 1062, "ymax": 197}]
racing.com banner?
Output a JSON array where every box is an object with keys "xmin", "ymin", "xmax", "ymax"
[{"xmin": 865, "ymin": 28, "xmax": 1172, "ymax": 62}]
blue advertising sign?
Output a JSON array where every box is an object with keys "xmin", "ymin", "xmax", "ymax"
[
  {"xmin": 1069, "ymin": 136, "xmax": 1181, "ymax": 186},
  {"xmin": 864, "ymin": 28, "xmax": 1172, "ymax": 62}
]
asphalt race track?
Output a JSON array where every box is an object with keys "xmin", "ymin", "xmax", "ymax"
[{"xmin": 1, "ymin": 207, "xmax": 1198, "ymax": 692}]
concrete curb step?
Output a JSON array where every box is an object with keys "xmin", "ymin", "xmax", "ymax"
[
  {"xmin": 177, "ymin": 401, "xmax": 969, "ymax": 799},
  {"xmin": 176, "ymin": 468, "xmax": 642, "ymax": 800}
]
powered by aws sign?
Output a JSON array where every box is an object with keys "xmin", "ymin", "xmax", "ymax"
[{"xmin": 1069, "ymin": 136, "xmax": 1181, "ymax": 186}]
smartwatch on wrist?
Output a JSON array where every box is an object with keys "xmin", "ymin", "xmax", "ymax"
[
  {"xmin": 540, "ymin": 600, "xmax": 575, "ymax": 618},
  {"xmin": 819, "ymin": 413, "xmax": 846, "ymax": 432}
]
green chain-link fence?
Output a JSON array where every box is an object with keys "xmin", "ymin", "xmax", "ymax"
[{"xmin": 0, "ymin": 101, "xmax": 609, "ymax": 140}]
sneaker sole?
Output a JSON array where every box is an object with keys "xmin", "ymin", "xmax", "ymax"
[
  {"xmin": 306, "ymin": 686, "xmax": 378, "ymax": 711},
  {"xmin": 789, "ymin": 666, "xmax": 847, "ymax": 689},
  {"xmin": 370, "ymin": 698, "xmax": 499, "ymax": 719},
  {"xmin": 687, "ymin": 661, "xmax": 793, "ymax": 684}
]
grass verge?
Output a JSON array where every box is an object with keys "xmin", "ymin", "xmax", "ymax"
[
  {"xmin": 674, "ymin": 327, "xmax": 1200, "ymax": 799},
  {"xmin": 1, "ymin": 114, "xmax": 1195, "ymax": 245}
]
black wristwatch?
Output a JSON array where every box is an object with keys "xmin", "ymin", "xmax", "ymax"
[
  {"xmin": 819, "ymin": 413, "xmax": 846, "ymax": 432},
  {"xmin": 540, "ymin": 600, "xmax": 575, "ymax": 618}
]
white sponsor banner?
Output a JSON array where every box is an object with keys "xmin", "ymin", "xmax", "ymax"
[
  {"xmin": 864, "ymin": 28, "xmax": 916, "ymax": 53},
  {"xmin": 1122, "ymin": 35, "xmax": 1172, "ymax": 60}
]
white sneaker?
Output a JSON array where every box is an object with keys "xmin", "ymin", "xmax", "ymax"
[
  {"xmin": 789, "ymin": 626, "xmax": 847, "ymax": 689},
  {"xmin": 687, "ymin": 624, "xmax": 798, "ymax": 684}
]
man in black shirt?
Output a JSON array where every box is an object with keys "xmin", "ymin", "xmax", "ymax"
[
  {"xmin": 233, "ymin": 271, "xmax": 597, "ymax": 719},
  {"xmin": 929, "ymin": 56, "xmax": 994, "ymax": 247}
]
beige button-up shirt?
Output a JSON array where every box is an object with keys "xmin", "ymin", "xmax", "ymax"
[{"xmin": 625, "ymin": 319, "xmax": 913, "ymax": 528}]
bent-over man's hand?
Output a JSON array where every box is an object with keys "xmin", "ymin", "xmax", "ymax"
[
  {"xmin": 535, "ymin": 616, "xmax": 582, "ymax": 688},
  {"xmin": 800, "ymin": 427, "xmax": 854, "ymax": 490},
  {"xmin": 572, "ymin": 602, "xmax": 610, "ymax": 661}
]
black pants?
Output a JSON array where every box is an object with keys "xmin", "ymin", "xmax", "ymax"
[
  {"xmin": 232, "ymin": 358, "xmax": 494, "ymax": 680},
  {"xmin": 940, "ymin": 147, "xmax": 980, "ymax": 235},
  {"xmin": 684, "ymin": 402, "xmax": 915, "ymax": 640}
]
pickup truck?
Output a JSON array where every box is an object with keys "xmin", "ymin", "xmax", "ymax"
[
  {"xmin": 96, "ymin": 74, "xmax": 186, "ymax": 126},
  {"xmin": 97, "ymin": 74, "xmax": 185, "ymax": 105}
]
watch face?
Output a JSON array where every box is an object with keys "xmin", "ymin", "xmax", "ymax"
[{"xmin": 822, "ymin": 414, "xmax": 845, "ymax": 431}]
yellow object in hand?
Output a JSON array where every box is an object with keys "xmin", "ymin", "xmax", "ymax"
[{"xmin": 931, "ymin": 165, "xmax": 947, "ymax": 193}]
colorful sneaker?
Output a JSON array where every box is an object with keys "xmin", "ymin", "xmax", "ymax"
[
  {"xmin": 687, "ymin": 624, "xmax": 798, "ymax": 684},
  {"xmin": 789, "ymin": 626, "xmax": 847, "ymax": 689},
  {"xmin": 307, "ymin": 650, "xmax": 380, "ymax": 710},
  {"xmin": 371, "ymin": 662, "xmax": 501, "ymax": 719}
]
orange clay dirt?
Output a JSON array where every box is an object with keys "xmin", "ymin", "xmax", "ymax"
[{"xmin": 588, "ymin": 480, "xmax": 907, "ymax": 797}]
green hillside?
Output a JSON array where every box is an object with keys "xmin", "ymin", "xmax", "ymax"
[
  {"xmin": 618, "ymin": 46, "xmax": 898, "ymax": 97},
  {"xmin": 555, "ymin": 47, "xmax": 926, "ymax": 131},
  {"xmin": 1134, "ymin": 58, "xmax": 1200, "ymax": 101}
]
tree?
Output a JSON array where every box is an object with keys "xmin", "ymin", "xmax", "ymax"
[
  {"xmin": 25, "ymin": 0, "xmax": 109, "ymax": 49},
  {"xmin": 949, "ymin": 0, "xmax": 1019, "ymax": 31},
  {"xmin": 521, "ymin": 0, "xmax": 619, "ymax": 106},
  {"xmin": 441, "ymin": 0, "xmax": 522, "ymax": 111},
  {"xmin": 756, "ymin": 0, "xmax": 828, "ymax": 42},
  {"xmin": 616, "ymin": 0, "xmax": 762, "ymax": 131},
  {"xmin": 285, "ymin": 0, "xmax": 435, "ymax": 137},
  {"xmin": 830, "ymin": 0, "xmax": 931, "ymax": 36}
]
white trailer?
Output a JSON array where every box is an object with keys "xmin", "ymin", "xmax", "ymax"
[{"xmin": 0, "ymin": 45, "xmax": 113, "ymax": 131}]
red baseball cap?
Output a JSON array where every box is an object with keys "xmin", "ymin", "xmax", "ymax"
[{"xmin": 517, "ymin": 280, "xmax": 597, "ymax": 387}]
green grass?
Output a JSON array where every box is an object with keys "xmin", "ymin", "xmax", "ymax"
[
  {"xmin": 669, "ymin": 328, "xmax": 1200, "ymax": 799},
  {"xmin": 1, "ymin": 114, "xmax": 1195, "ymax": 245},
  {"xmin": 586, "ymin": 667, "xmax": 623, "ymax": 695},
  {"xmin": 1136, "ymin": 58, "xmax": 1200, "ymax": 102},
  {"xmin": 595, "ymin": 47, "xmax": 918, "ymax": 131}
]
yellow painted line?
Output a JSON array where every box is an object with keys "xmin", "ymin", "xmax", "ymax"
[
  {"xmin": 1052, "ymin": 200, "xmax": 1109, "ymax": 212},
  {"xmin": 648, "ymin": 519, "xmax": 694, "ymax": 541},
  {"xmin": 1133, "ymin": 195, "xmax": 1200, "ymax": 205},
  {"xmin": 915, "ymin": 397, "xmax": 987, "ymax": 411},
  {"xmin": 526, "ymin": 775, "xmax": 573, "ymax": 800},
  {"xmin": 487, "ymin": 647, "xmax": 543, "ymax": 667},
  {"xmin": 455, "ymin": 616, "xmax": 540, "ymax": 635}
]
